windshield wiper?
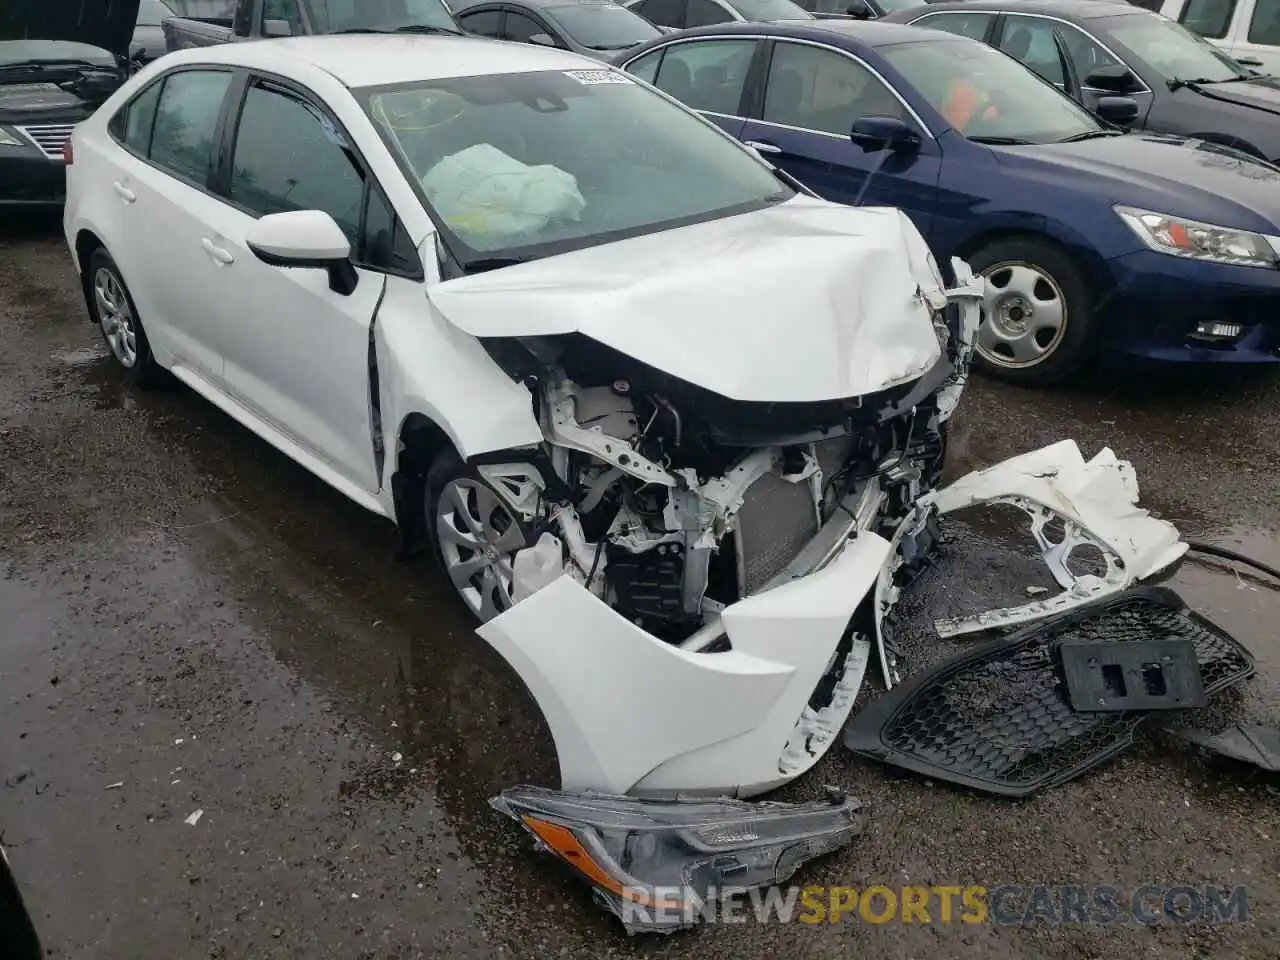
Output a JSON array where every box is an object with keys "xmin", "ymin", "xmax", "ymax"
[
  {"xmin": 968, "ymin": 135, "xmax": 1035, "ymax": 145},
  {"xmin": 1055, "ymin": 129, "xmax": 1124, "ymax": 142},
  {"xmin": 462, "ymin": 256, "xmax": 535, "ymax": 274},
  {"xmin": 332, "ymin": 24, "xmax": 464, "ymax": 36},
  {"xmin": 1168, "ymin": 75, "xmax": 1255, "ymax": 90},
  {"xmin": 0, "ymin": 58, "xmax": 105, "ymax": 72}
]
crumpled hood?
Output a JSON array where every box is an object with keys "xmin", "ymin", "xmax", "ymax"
[
  {"xmin": 429, "ymin": 196, "xmax": 946, "ymax": 403},
  {"xmin": 0, "ymin": 0, "xmax": 141, "ymax": 57}
]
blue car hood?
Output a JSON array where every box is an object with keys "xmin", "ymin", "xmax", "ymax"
[{"xmin": 993, "ymin": 133, "xmax": 1280, "ymax": 233}]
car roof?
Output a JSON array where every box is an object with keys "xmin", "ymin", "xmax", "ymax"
[
  {"xmin": 152, "ymin": 33, "xmax": 605, "ymax": 86},
  {"xmin": 453, "ymin": 0, "xmax": 619, "ymax": 10},
  {"xmin": 647, "ymin": 18, "xmax": 959, "ymax": 46},
  {"xmin": 903, "ymin": 0, "xmax": 1143, "ymax": 20}
]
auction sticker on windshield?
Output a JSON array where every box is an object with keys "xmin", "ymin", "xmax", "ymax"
[{"xmin": 563, "ymin": 70, "xmax": 633, "ymax": 84}]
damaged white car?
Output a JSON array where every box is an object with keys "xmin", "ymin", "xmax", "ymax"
[{"xmin": 63, "ymin": 34, "xmax": 986, "ymax": 799}]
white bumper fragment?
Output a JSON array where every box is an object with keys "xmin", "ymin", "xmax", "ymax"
[
  {"xmin": 478, "ymin": 532, "xmax": 890, "ymax": 798},
  {"xmin": 924, "ymin": 439, "xmax": 1187, "ymax": 637}
]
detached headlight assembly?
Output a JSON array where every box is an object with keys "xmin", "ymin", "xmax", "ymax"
[
  {"xmin": 1116, "ymin": 205, "xmax": 1280, "ymax": 268},
  {"xmin": 491, "ymin": 785, "xmax": 866, "ymax": 934},
  {"xmin": 0, "ymin": 127, "xmax": 26, "ymax": 148}
]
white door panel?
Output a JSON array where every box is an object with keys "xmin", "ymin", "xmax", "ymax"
[
  {"xmin": 210, "ymin": 203, "xmax": 387, "ymax": 494},
  {"xmin": 108, "ymin": 148, "xmax": 229, "ymax": 383}
]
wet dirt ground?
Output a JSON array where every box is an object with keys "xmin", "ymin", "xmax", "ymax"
[{"xmin": 2, "ymin": 211, "xmax": 1278, "ymax": 959}]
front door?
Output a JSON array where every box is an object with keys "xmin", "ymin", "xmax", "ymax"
[
  {"xmin": 206, "ymin": 77, "xmax": 388, "ymax": 494},
  {"xmin": 737, "ymin": 40, "xmax": 943, "ymax": 236}
]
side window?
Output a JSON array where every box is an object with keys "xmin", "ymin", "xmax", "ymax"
[
  {"xmin": 763, "ymin": 42, "xmax": 906, "ymax": 136},
  {"xmin": 653, "ymin": 39, "xmax": 757, "ymax": 114},
  {"xmin": 149, "ymin": 70, "xmax": 233, "ymax": 186},
  {"xmin": 361, "ymin": 184, "xmax": 422, "ymax": 275},
  {"xmin": 914, "ymin": 12, "xmax": 995, "ymax": 41},
  {"xmin": 1058, "ymin": 25, "xmax": 1122, "ymax": 84},
  {"xmin": 116, "ymin": 78, "xmax": 163, "ymax": 153},
  {"xmin": 1248, "ymin": 0, "xmax": 1280, "ymax": 43},
  {"xmin": 626, "ymin": 49, "xmax": 663, "ymax": 83},
  {"xmin": 459, "ymin": 8, "xmax": 503, "ymax": 35},
  {"xmin": 686, "ymin": 0, "xmax": 732, "ymax": 26},
  {"xmin": 997, "ymin": 17, "xmax": 1067, "ymax": 87},
  {"xmin": 229, "ymin": 83, "xmax": 366, "ymax": 245},
  {"xmin": 1180, "ymin": 0, "xmax": 1237, "ymax": 38},
  {"xmin": 262, "ymin": 0, "xmax": 303, "ymax": 36},
  {"xmin": 634, "ymin": 0, "xmax": 686, "ymax": 28},
  {"xmin": 504, "ymin": 10, "xmax": 557, "ymax": 43}
]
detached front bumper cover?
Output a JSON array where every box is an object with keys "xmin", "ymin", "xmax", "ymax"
[{"xmin": 491, "ymin": 785, "xmax": 866, "ymax": 935}]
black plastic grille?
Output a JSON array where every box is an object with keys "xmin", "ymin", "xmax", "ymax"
[{"xmin": 843, "ymin": 587, "xmax": 1256, "ymax": 796}]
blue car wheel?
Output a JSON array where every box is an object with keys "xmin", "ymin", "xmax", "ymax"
[{"xmin": 968, "ymin": 236, "xmax": 1096, "ymax": 385}]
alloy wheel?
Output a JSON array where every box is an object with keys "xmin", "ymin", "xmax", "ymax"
[
  {"xmin": 435, "ymin": 477, "xmax": 527, "ymax": 622},
  {"xmin": 93, "ymin": 267, "xmax": 138, "ymax": 368}
]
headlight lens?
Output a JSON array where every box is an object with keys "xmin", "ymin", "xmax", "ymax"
[
  {"xmin": 0, "ymin": 127, "xmax": 25, "ymax": 148},
  {"xmin": 1116, "ymin": 205, "xmax": 1280, "ymax": 268}
]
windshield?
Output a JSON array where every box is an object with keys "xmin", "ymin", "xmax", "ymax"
[
  {"xmin": 0, "ymin": 39, "xmax": 114, "ymax": 67},
  {"xmin": 730, "ymin": 0, "xmax": 814, "ymax": 20},
  {"xmin": 883, "ymin": 38, "xmax": 1102, "ymax": 144},
  {"xmin": 358, "ymin": 70, "xmax": 791, "ymax": 265},
  {"xmin": 875, "ymin": 0, "xmax": 927, "ymax": 11},
  {"xmin": 137, "ymin": 0, "xmax": 177, "ymax": 26},
  {"xmin": 544, "ymin": 4, "xmax": 661, "ymax": 49},
  {"xmin": 1106, "ymin": 12, "xmax": 1248, "ymax": 82},
  {"xmin": 303, "ymin": 0, "xmax": 459, "ymax": 32}
]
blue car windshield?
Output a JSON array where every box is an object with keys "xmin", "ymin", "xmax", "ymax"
[{"xmin": 883, "ymin": 37, "xmax": 1103, "ymax": 144}]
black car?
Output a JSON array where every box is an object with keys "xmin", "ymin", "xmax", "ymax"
[
  {"xmin": 885, "ymin": 0, "xmax": 1280, "ymax": 161},
  {"xmin": 452, "ymin": 0, "xmax": 663, "ymax": 57},
  {"xmin": 621, "ymin": 0, "xmax": 813, "ymax": 30},
  {"xmin": 1, "ymin": 0, "xmax": 139, "ymax": 206}
]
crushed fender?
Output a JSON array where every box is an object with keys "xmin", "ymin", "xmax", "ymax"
[
  {"xmin": 490, "ymin": 785, "xmax": 866, "ymax": 935},
  {"xmin": 842, "ymin": 587, "xmax": 1255, "ymax": 797}
]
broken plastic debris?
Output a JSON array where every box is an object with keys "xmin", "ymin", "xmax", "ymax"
[
  {"xmin": 1167, "ymin": 724, "xmax": 1280, "ymax": 772},
  {"xmin": 490, "ymin": 785, "xmax": 866, "ymax": 935},
  {"xmin": 105, "ymin": 782, "xmax": 124, "ymax": 790},
  {"xmin": 184, "ymin": 809, "xmax": 204, "ymax": 826},
  {"xmin": 391, "ymin": 752, "xmax": 403, "ymax": 763},
  {"xmin": 924, "ymin": 440, "xmax": 1187, "ymax": 637}
]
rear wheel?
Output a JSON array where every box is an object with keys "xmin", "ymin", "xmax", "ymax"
[
  {"xmin": 87, "ymin": 248, "xmax": 165, "ymax": 387},
  {"xmin": 968, "ymin": 237, "xmax": 1096, "ymax": 385}
]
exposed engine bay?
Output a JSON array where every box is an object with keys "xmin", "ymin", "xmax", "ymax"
[{"xmin": 477, "ymin": 297, "xmax": 968, "ymax": 647}]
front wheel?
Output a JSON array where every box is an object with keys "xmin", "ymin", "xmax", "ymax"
[
  {"xmin": 968, "ymin": 237, "xmax": 1096, "ymax": 385},
  {"xmin": 426, "ymin": 452, "xmax": 531, "ymax": 624}
]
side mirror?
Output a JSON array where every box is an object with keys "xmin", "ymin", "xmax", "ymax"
[
  {"xmin": 845, "ymin": 0, "xmax": 873, "ymax": 18},
  {"xmin": 528, "ymin": 32, "xmax": 556, "ymax": 46},
  {"xmin": 247, "ymin": 210, "xmax": 358, "ymax": 296},
  {"xmin": 1085, "ymin": 64, "xmax": 1138, "ymax": 93},
  {"xmin": 1095, "ymin": 95, "xmax": 1138, "ymax": 125},
  {"xmin": 851, "ymin": 115, "xmax": 921, "ymax": 152},
  {"xmin": 262, "ymin": 18, "xmax": 294, "ymax": 37}
]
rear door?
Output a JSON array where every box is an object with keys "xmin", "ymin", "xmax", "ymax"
[
  {"xmin": 623, "ymin": 37, "xmax": 762, "ymax": 137},
  {"xmin": 1227, "ymin": 0, "xmax": 1280, "ymax": 73},
  {"xmin": 736, "ymin": 39, "xmax": 942, "ymax": 233},
  {"xmin": 101, "ymin": 66, "xmax": 238, "ymax": 384}
]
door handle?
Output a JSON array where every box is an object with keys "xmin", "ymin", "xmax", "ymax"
[
  {"xmin": 745, "ymin": 140, "xmax": 783, "ymax": 155},
  {"xmin": 201, "ymin": 237, "xmax": 235, "ymax": 265},
  {"xmin": 112, "ymin": 181, "xmax": 136, "ymax": 203}
]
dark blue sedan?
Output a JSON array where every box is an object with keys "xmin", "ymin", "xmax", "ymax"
[{"xmin": 617, "ymin": 20, "xmax": 1280, "ymax": 382}]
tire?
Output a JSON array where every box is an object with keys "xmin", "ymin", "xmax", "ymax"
[
  {"xmin": 426, "ymin": 450, "xmax": 531, "ymax": 625},
  {"xmin": 86, "ymin": 247, "xmax": 165, "ymax": 387},
  {"xmin": 966, "ymin": 236, "xmax": 1096, "ymax": 385}
]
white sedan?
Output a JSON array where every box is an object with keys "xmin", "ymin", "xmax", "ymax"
[{"xmin": 63, "ymin": 33, "xmax": 984, "ymax": 798}]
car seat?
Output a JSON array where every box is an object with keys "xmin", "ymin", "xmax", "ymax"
[
  {"xmin": 766, "ymin": 67, "xmax": 805, "ymax": 125},
  {"xmin": 659, "ymin": 56, "xmax": 695, "ymax": 103}
]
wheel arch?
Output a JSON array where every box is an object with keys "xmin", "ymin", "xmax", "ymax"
[
  {"xmin": 955, "ymin": 225, "xmax": 1109, "ymax": 299},
  {"xmin": 74, "ymin": 229, "xmax": 106, "ymax": 319}
]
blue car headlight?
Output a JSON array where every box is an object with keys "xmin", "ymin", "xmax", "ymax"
[
  {"xmin": 1115, "ymin": 205, "xmax": 1280, "ymax": 269},
  {"xmin": 0, "ymin": 127, "xmax": 25, "ymax": 148}
]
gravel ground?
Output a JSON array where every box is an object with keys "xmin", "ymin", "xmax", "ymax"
[{"xmin": 2, "ymin": 211, "xmax": 1277, "ymax": 959}]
